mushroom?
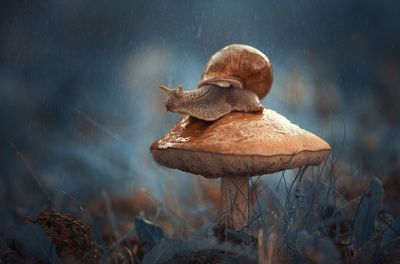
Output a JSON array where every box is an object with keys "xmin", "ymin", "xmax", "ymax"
[
  {"xmin": 151, "ymin": 44, "xmax": 330, "ymax": 230},
  {"xmin": 150, "ymin": 109, "xmax": 330, "ymax": 230}
]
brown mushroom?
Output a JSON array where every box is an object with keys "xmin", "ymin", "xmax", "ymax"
[
  {"xmin": 150, "ymin": 109, "xmax": 330, "ymax": 230},
  {"xmin": 151, "ymin": 44, "xmax": 329, "ymax": 230}
]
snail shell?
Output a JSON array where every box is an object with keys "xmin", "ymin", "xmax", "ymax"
[{"xmin": 198, "ymin": 44, "xmax": 273, "ymax": 100}]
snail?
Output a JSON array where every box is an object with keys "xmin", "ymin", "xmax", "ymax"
[{"xmin": 159, "ymin": 44, "xmax": 273, "ymax": 121}]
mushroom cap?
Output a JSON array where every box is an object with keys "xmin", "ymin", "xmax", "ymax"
[
  {"xmin": 199, "ymin": 44, "xmax": 273, "ymax": 100},
  {"xmin": 150, "ymin": 109, "xmax": 330, "ymax": 178}
]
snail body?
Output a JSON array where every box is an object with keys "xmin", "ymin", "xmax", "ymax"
[
  {"xmin": 160, "ymin": 44, "xmax": 273, "ymax": 121},
  {"xmin": 160, "ymin": 84, "xmax": 261, "ymax": 121}
]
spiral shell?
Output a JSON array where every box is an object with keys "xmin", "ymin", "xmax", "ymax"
[{"xmin": 199, "ymin": 44, "xmax": 273, "ymax": 99}]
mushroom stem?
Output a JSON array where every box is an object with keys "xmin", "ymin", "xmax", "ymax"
[{"xmin": 220, "ymin": 176, "xmax": 249, "ymax": 230}]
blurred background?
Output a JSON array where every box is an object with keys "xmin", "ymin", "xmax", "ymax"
[{"xmin": 0, "ymin": 0, "xmax": 399, "ymax": 237}]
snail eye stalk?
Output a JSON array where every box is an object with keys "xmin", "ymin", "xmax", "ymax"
[{"xmin": 178, "ymin": 85, "xmax": 184, "ymax": 97}]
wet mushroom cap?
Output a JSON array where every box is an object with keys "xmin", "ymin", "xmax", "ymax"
[{"xmin": 151, "ymin": 109, "xmax": 330, "ymax": 178}]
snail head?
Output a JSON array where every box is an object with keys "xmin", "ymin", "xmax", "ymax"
[{"xmin": 159, "ymin": 85, "xmax": 185, "ymax": 112}]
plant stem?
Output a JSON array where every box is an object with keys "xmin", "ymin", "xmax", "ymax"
[{"xmin": 220, "ymin": 176, "xmax": 249, "ymax": 230}]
